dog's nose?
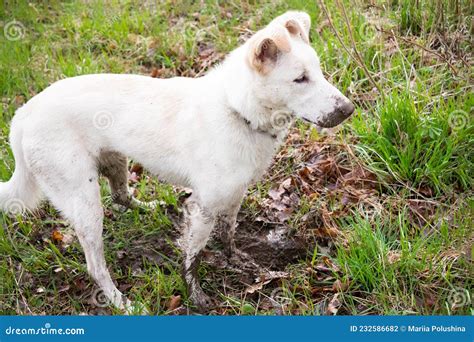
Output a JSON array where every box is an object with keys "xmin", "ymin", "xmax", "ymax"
[
  {"xmin": 340, "ymin": 101, "xmax": 355, "ymax": 118},
  {"xmin": 316, "ymin": 100, "xmax": 355, "ymax": 128}
]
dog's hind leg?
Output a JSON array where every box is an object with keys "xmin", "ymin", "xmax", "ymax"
[
  {"xmin": 26, "ymin": 144, "xmax": 132, "ymax": 311},
  {"xmin": 98, "ymin": 151, "xmax": 158, "ymax": 210},
  {"xmin": 98, "ymin": 151, "xmax": 132, "ymax": 207}
]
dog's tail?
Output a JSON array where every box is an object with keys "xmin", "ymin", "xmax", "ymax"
[{"xmin": 0, "ymin": 108, "xmax": 42, "ymax": 215}]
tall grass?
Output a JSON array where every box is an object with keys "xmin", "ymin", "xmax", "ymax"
[{"xmin": 352, "ymin": 93, "xmax": 473, "ymax": 194}]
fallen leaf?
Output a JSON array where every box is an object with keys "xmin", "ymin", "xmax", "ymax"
[
  {"xmin": 104, "ymin": 209, "xmax": 114, "ymax": 219},
  {"xmin": 311, "ymin": 286, "xmax": 334, "ymax": 295},
  {"xmin": 321, "ymin": 256, "xmax": 341, "ymax": 272},
  {"xmin": 51, "ymin": 230, "xmax": 63, "ymax": 242},
  {"xmin": 314, "ymin": 265, "xmax": 332, "ymax": 273},
  {"xmin": 246, "ymin": 271, "xmax": 289, "ymax": 294},
  {"xmin": 275, "ymin": 208, "xmax": 293, "ymax": 222},
  {"xmin": 327, "ymin": 293, "xmax": 341, "ymax": 315},
  {"xmin": 332, "ymin": 279, "xmax": 349, "ymax": 292},
  {"xmin": 130, "ymin": 163, "xmax": 144, "ymax": 175},
  {"xmin": 73, "ymin": 278, "xmax": 87, "ymax": 291},
  {"xmin": 245, "ymin": 281, "xmax": 270, "ymax": 294},
  {"xmin": 118, "ymin": 283, "xmax": 133, "ymax": 293},
  {"xmin": 168, "ymin": 295, "xmax": 181, "ymax": 311},
  {"xmin": 280, "ymin": 177, "xmax": 293, "ymax": 190},
  {"xmin": 268, "ymin": 187, "xmax": 285, "ymax": 201},
  {"xmin": 58, "ymin": 285, "xmax": 70, "ymax": 293},
  {"xmin": 150, "ymin": 67, "xmax": 161, "ymax": 78},
  {"xmin": 314, "ymin": 226, "xmax": 341, "ymax": 238},
  {"xmin": 387, "ymin": 251, "xmax": 401, "ymax": 264},
  {"xmin": 198, "ymin": 47, "xmax": 215, "ymax": 59},
  {"xmin": 116, "ymin": 250, "xmax": 126, "ymax": 259}
]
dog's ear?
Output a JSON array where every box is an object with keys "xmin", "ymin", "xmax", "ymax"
[
  {"xmin": 248, "ymin": 26, "xmax": 291, "ymax": 74},
  {"xmin": 272, "ymin": 11, "xmax": 311, "ymax": 44}
]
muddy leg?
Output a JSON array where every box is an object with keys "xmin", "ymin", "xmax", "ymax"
[
  {"xmin": 179, "ymin": 199, "xmax": 216, "ymax": 311},
  {"xmin": 98, "ymin": 151, "xmax": 131, "ymax": 207},
  {"xmin": 217, "ymin": 204, "xmax": 261, "ymax": 270},
  {"xmin": 98, "ymin": 151, "xmax": 158, "ymax": 209},
  {"xmin": 217, "ymin": 206, "xmax": 240, "ymax": 258}
]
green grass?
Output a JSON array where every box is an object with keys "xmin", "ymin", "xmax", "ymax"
[
  {"xmin": 1, "ymin": 0, "xmax": 472, "ymax": 315},
  {"xmin": 352, "ymin": 92, "xmax": 473, "ymax": 193}
]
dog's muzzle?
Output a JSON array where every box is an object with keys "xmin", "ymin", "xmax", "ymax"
[{"xmin": 317, "ymin": 100, "xmax": 355, "ymax": 128}]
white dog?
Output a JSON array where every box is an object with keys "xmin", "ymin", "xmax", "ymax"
[{"xmin": 0, "ymin": 11, "xmax": 353, "ymax": 311}]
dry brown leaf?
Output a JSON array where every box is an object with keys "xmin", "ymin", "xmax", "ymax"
[
  {"xmin": 58, "ymin": 285, "xmax": 70, "ymax": 293},
  {"xmin": 327, "ymin": 293, "xmax": 341, "ymax": 315},
  {"xmin": 168, "ymin": 295, "xmax": 182, "ymax": 311},
  {"xmin": 332, "ymin": 279, "xmax": 349, "ymax": 292},
  {"xmin": 51, "ymin": 230, "xmax": 63, "ymax": 243},
  {"xmin": 314, "ymin": 226, "xmax": 341, "ymax": 238},
  {"xmin": 246, "ymin": 271, "xmax": 289, "ymax": 294},
  {"xmin": 387, "ymin": 251, "xmax": 401, "ymax": 264},
  {"xmin": 245, "ymin": 280, "xmax": 272, "ymax": 294},
  {"xmin": 150, "ymin": 67, "xmax": 160, "ymax": 78},
  {"xmin": 275, "ymin": 208, "xmax": 293, "ymax": 222},
  {"xmin": 130, "ymin": 163, "xmax": 144, "ymax": 175},
  {"xmin": 311, "ymin": 286, "xmax": 334, "ymax": 295},
  {"xmin": 280, "ymin": 177, "xmax": 293, "ymax": 190},
  {"xmin": 322, "ymin": 256, "xmax": 341, "ymax": 272},
  {"xmin": 268, "ymin": 187, "xmax": 285, "ymax": 201}
]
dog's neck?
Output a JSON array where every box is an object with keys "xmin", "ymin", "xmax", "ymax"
[
  {"xmin": 229, "ymin": 107, "xmax": 280, "ymax": 139},
  {"xmin": 218, "ymin": 48, "xmax": 292, "ymax": 141},
  {"xmin": 225, "ymin": 91, "xmax": 292, "ymax": 142}
]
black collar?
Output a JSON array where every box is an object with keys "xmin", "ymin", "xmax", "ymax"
[{"xmin": 230, "ymin": 109, "xmax": 278, "ymax": 139}]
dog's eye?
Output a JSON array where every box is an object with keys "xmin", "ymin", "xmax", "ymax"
[{"xmin": 293, "ymin": 74, "xmax": 308, "ymax": 83}]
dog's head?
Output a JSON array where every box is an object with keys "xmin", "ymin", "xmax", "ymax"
[{"xmin": 246, "ymin": 11, "xmax": 354, "ymax": 128}]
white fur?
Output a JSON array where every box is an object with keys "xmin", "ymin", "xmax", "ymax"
[{"xmin": 0, "ymin": 11, "xmax": 353, "ymax": 311}]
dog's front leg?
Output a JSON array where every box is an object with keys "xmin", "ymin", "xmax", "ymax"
[
  {"xmin": 180, "ymin": 199, "xmax": 215, "ymax": 311},
  {"xmin": 217, "ymin": 204, "xmax": 262, "ymax": 270}
]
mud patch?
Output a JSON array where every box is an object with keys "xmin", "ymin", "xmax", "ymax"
[{"xmin": 233, "ymin": 219, "xmax": 311, "ymax": 270}]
